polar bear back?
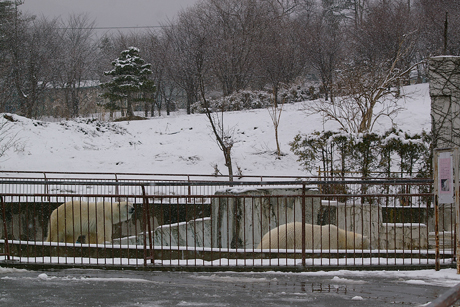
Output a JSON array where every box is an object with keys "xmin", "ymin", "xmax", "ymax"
[
  {"xmin": 45, "ymin": 200, "xmax": 134, "ymax": 243},
  {"xmin": 52, "ymin": 200, "xmax": 125, "ymax": 226},
  {"xmin": 257, "ymin": 222, "xmax": 369, "ymax": 250}
]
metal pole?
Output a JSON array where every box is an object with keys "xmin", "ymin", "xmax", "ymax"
[
  {"xmin": 43, "ymin": 172, "xmax": 50, "ymax": 202},
  {"xmin": 141, "ymin": 185, "xmax": 153, "ymax": 266},
  {"xmin": 454, "ymin": 148, "xmax": 460, "ymax": 274},
  {"xmin": 301, "ymin": 183, "xmax": 306, "ymax": 267},
  {"xmin": 435, "ymin": 197, "xmax": 441, "ymax": 271},
  {"xmin": 0, "ymin": 196, "xmax": 10, "ymax": 260},
  {"xmin": 434, "ymin": 150, "xmax": 440, "ymax": 271},
  {"xmin": 115, "ymin": 174, "xmax": 119, "ymax": 196}
]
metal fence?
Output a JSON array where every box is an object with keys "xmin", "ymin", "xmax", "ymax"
[{"xmin": 0, "ymin": 171, "xmax": 453, "ymax": 271}]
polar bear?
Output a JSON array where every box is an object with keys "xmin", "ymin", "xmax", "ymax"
[
  {"xmin": 45, "ymin": 200, "xmax": 135, "ymax": 244},
  {"xmin": 257, "ymin": 222, "xmax": 370, "ymax": 250}
]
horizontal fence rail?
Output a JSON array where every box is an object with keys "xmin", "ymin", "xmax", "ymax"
[{"xmin": 0, "ymin": 172, "xmax": 452, "ymax": 272}]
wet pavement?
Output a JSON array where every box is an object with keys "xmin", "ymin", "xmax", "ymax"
[{"xmin": 0, "ymin": 268, "xmax": 449, "ymax": 306}]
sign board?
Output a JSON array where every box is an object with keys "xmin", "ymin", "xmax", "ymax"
[{"xmin": 437, "ymin": 152, "xmax": 454, "ymax": 204}]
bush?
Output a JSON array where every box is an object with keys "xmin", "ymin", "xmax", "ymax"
[
  {"xmin": 290, "ymin": 128, "xmax": 431, "ymax": 178},
  {"xmin": 192, "ymin": 83, "xmax": 318, "ymax": 113}
]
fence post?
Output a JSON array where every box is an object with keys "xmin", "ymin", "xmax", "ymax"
[
  {"xmin": 302, "ymin": 183, "xmax": 306, "ymax": 267},
  {"xmin": 454, "ymin": 148, "xmax": 460, "ymax": 274},
  {"xmin": 141, "ymin": 185, "xmax": 154, "ymax": 266},
  {"xmin": 115, "ymin": 174, "xmax": 119, "ymax": 196},
  {"xmin": 0, "ymin": 196, "xmax": 10, "ymax": 260},
  {"xmin": 435, "ymin": 196, "xmax": 440, "ymax": 271},
  {"xmin": 43, "ymin": 172, "xmax": 50, "ymax": 202},
  {"xmin": 433, "ymin": 148, "xmax": 459, "ymax": 272},
  {"xmin": 187, "ymin": 176, "xmax": 191, "ymax": 203}
]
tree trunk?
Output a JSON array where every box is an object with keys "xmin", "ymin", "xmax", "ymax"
[
  {"xmin": 275, "ymin": 124, "xmax": 281, "ymax": 157},
  {"xmin": 224, "ymin": 147, "xmax": 234, "ymax": 183},
  {"xmin": 126, "ymin": 94, "xmax": 134, "ymax": 118}
]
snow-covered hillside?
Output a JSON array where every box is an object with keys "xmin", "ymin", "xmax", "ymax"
[{"xmin": 1, "ymin": 84, "xmax": 431, "ymax": 176}]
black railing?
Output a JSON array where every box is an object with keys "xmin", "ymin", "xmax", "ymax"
[{"xmin": 0, "ymin": 172, "xmax": 448, "ymax": 272}]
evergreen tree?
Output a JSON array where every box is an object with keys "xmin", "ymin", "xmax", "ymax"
[{"xmin": 101, "ymin": 47, "xmax": 155, "ymax": 119}]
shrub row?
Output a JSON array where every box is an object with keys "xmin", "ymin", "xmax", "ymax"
[{"xmin": 290, "ymin": 128, "xmax": 432, "ymax": 179}]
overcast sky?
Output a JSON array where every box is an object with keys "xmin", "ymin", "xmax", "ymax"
[{"xmin": 20, "ymin": 0, "xmax": 200, "ymax": 30}]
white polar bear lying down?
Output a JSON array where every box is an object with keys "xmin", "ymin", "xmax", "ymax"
[
  {"xmin": 45, "ymin": 200, "xmax": 135, "ymax": 244},
  {"xmin": 257, "ymin": 222, "xmax": 370, "ymax": 250}
]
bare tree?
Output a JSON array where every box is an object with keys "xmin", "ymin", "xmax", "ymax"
[
  {"xmin": 56, "ymin": 14, "xmax": 97, "ymax": 118},
  {"xmin": 10, "ymin": 15, "xmax": 61, "ymax": 118},
  {"xmin": 418, "ymin": 0, "xmax": 460, "ymax": 56},
  {"xmin": 199, "ymin": 81, "xmax": 236, "ymax": 182},
  {"xmin": 345, "ymin": 0, "xmax": 370, "ymax": 28},
  {"xmin": 162, "ymin": 5, "xmax": 207, "ymax": 114},
  {"xmin": 306, "ymin": 37, "xmax": 418, "ymax": 133},
  {"xmin": 177, "ymin": 2, "xmax": 237, "ymax": 181},
  {"xmin": 0, "ymin": 1, "xmax": 19, "ymax": 113},
  {"xmin": 140, "ymin": 32, "xmax": 168, "ymax": 117},
  {"xmin": 0, "ymin": 0, "xmax": 437, "ymax": 125},
  {"xmin": 204, "ymin": 0, "xmax": 264, "ymax": 96},
  {"xmin": 301, "ymin": 4, "xmax": 344, "ymax": 102},
  {"xmin": 256, "ymin": 1, "xmax": 306, "ymax": 107},
  {"xmin": 268, "ymin": 95, "xmax": 285, "ymax": 157},
  {"xmin": 303, "ymin": 1, "xmax": 419, "ymax": 133}
]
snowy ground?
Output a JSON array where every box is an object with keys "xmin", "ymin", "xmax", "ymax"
[
  {"xmin": 0, "ymin": 267, "xmax": 459, "ymax": 306},
  {"xmin": 1, "ymin": 84, "xmax": 431, "ymax": 176}
]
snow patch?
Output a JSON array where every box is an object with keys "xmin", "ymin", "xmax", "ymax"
[{"xmin": 331, "ymin": 276, "xmax": 367, "ymax": 284}]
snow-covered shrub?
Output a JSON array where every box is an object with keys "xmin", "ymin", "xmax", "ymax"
[
  {"xmin": 192, "ymin": 90, "xmax": 272, "ymax": 113},
  {"xmin": 192, "ymin": 82, "xmax": 318, "ymax": 113},
  {"xmin": 290, "ymin": 129, "xmax": 431, "ymax": 178},
  {"xmin": 278, "ymin": 85, "xmax": 313, "ymax": 103}
]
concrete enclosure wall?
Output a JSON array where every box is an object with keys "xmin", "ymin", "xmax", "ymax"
[
  {"xmin": 430, "ymin": 56, "xmax": 460, "ymax": 149},
  {"xmin": 152, "ymin": 188, "xmax": 433, "ymax": 250},
  {"xmin": 211, "ymin": 187, "xmax": 320, "ymax": 249}
]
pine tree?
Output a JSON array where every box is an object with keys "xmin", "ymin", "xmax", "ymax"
[{"xmin": 101, "ymin": 47, "xmax": 155, "ymax": 119}]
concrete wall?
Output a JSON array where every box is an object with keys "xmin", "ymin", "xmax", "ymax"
[
  {"xmin": 380, "ymin": 223, "xmax": 428, "ymax": 249},
  {"xmin": 428, "ymin": 204, "xmax": 455, "ymax": 232},
  {"xmin": 211, "ymin": 187, "xmax": 320, "ymax": 249},
  {"xmin": 319, "ymin": 201, "xmax": 381, "ymax": 246},
  {"xmin": 152, "ymin": 217, "xmax": 211, "ymax": 247},
  {"xmin": 152, "ymin": 189, "xmax": 431, "ymax": 250},
  {"xmin": 430, "ymin": 56, "xmax": 460, "ymax": 148}
]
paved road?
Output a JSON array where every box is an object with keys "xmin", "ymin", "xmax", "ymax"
[{"xmin": 0, "ymin": 268, "xmax": 449, "ymax": 306}]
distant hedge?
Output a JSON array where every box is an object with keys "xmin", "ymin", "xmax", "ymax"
[{"xmin": 290, "ymin": 128, "xmax": 432, "ymax": 178}]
